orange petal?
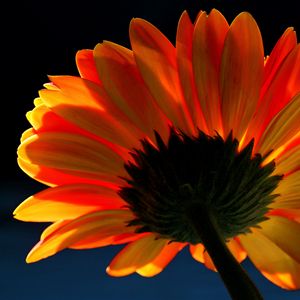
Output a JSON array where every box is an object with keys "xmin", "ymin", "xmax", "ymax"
[
  {"xmin": 176, "ymin": 11, "xmax": 208, "ymax": 133},
  {"xmin": 193, "ymin": 9, "xmax": 229, "ymax": 136},
  {"xmin": 76, "ymin": 49, "xmax": 101, "ymax": 84},
  {"xmin": 220, "ymin": 12, "xmax": 264, "ymax": 140},
  {"xmin": 26, "ymin": 210, "xmax": 134, "ymax": 263},
  {"xmin": 190, "ymin": 238, "xmax": 247, "ymax": 271},
  {"xmin": 107, "ymin": 235, "xmax": 168, "ymax": 277},
  {"xmin": 26, "ymin": 102, "xmax": 129, "ymax": 160},
  {"xmin": 70, "ymin": 232, "xmax": 145, "ymax": 249},
  {"xmin": 256, "ymin": 93, "xmax": 300, "ymax": 156},
  {"xmin": 13, "ymin": 184, "xmax": 125, "ymax": 222},
  {"xmin": 262, "ymin": 28, "xmax": 297, "ymax": 99},
  {"xmin": 136, "ymin": 242, "xmax": 185, "ymax": 277},
  {"xmin": 18, "ymin": 132, "xmax": 126, "ymax": 185},
  {"xmin": 40, "ymin": 76, "xmax": 144, "ymax": 149},
  {"xmin": 239, "ymin": 227, "xmax": 300, "ymax": 290},
  {"xmin": 247, "ymin": 45, "xmax": 300, "ymax": 149},
  {"xmin": 129, "ymin": 18, "xmax": 194, "ymax": 135},
  {"xmin": 17, "ymin": 157, "xmax": 119, "ymax": 188},
  {"xmin": 94, "ymin": 41, "xmax": 170, "ymax": 143},
  {"xmin": 268, "ymin": 208, "xmax": 300, "ymax": 223}
]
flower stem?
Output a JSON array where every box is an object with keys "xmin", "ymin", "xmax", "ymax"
[{"xmin": 188, "ymin": 207, "xmax": 264, "ymax": 300}]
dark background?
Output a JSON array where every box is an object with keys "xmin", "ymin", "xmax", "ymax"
[{"xmin": 1, "ymin": 0, "xmax": 300, "ymax": 299}]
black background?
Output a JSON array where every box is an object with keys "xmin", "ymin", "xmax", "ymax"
[{"xmin": 1, "ymin": 1, "xmax": 300, "ymax": 299}]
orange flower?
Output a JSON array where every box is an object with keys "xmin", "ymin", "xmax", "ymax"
[{"xmin": 15, "ymin": 9, "xmax": 300, "ymax": 291}]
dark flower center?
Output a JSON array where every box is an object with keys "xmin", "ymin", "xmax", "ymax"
[{"xmin": 119, "ymin": 128, "xmax": 282, "ymax": 244}]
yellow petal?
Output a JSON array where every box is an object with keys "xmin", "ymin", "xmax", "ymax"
[
  {"xmin": 275, "ymin": 143, "xmax": 300, "ymax": 175},
  {"xmin": 220, "ymin": 12, "xmax": 264, "ymax": 140},
  {"xmin": 14, "ymin": 184, "xmax": 124, "ymax": 222},
  {"xmin": 271, "ymin": 171, "xmax": 300, "ymax": 209},
  {"xmin": 26, "ymin": 210, "xmax": 134, "ymax": 263},
  {"xmin": 257, "ymin": 93, "xmax": 300, "ymax": 156},
  {"xmin": 239, "ymin": 228, "xmax": 300, "ymax": 290},
  {"xmin": 258, "ymin": 216, "xmax": 300, "ymax": 264},
  {"xmin": 106, "ymin": 235, "xmax": 167, "ymax": 277},
  {"xmin": 136, "ymin": 242, "xmax": 185, "ymax": 277},
  {"xmin": 20, "ymin": 128, "xmax": 35, "ymax": 143}
]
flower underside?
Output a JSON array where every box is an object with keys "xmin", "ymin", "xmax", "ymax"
[{"xmin": 120, "ymin": 128, "xmax": 283, "ymax": 244}]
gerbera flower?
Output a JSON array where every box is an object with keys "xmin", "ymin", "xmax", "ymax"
[{"xmin": 15, "ymin": 8, "xmax": 300, "ymax": 297}]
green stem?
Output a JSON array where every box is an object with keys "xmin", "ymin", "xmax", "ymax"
[{"xmin": 188, "ymin": 207, "xmax": 263, "ymax": 300}]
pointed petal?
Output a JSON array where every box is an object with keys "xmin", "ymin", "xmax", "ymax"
[
  {"xmin": 220, "ymin": 12, "xmax": 264, "ymax": 140},
  {"xmin": 176, "ymin": 11, "xmax": 208, "ymax": 133},
  {"xmin": 26, "ymin": 210, "xmax": 134, "ymax": 263},
  {"xmin": 129, "ymin": 18, "xmax": 194, "ymax": 134},
  {"xmin": 239, "ymin": 228, "xmax": 300, "ymax": 290},
  {"xmin": 14, "ymin": 184, "xmax": 125, "ymax": 222},
  {"xmin": 76, "ymin": 50, "xmax": 101, "ymax": 84},
  {"xmin": 107, "ymin": 235, "xmax": 167, "ymax": 277},
  {"xmin": 136, "ymin": 242, "xmax": 185, "ymax": 277},
  {"xmin": 262, "ymin": 28, "xmax": 297, "ymax": 97},
  {"xmin": 193, "ymin": 9, "xmax": 229, "ymax": 135},
  {"xmin": 94, "ymin": 41, "xmax": 170, "ymax": 143},
  {"xmin": 256, "ymin": 93, "xmax": 300, "ymax": 156}
]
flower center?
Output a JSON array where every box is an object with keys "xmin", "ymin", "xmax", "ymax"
[{"xmin": 119, "ymin": 128, "xmax": 282, "ymax": 244}]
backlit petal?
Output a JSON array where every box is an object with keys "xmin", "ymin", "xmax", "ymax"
[
  {"xmin": 107, "ymin": 235, "xmax": 167, "ymax": 277},
  {"xmin": 17, "ymin": 157, "xmax": 119, "ymax": 188},
  {"xmin": 193, "ymin": 9, "xmax": 229, "ymax": 136},
  {"xmin": 247, "ymin": 45, "xmax": 300, "ymax": 148},
  {"xmin": 239, "ymin": 228, "xmax": 300, "ymax": 290},
  {"xmin": 18, "ymin": 133, "xmax": 126, "ymax": 187},
  {"xmin": 129, "ymin": 18, "xmax": 194, "ymax": 135},
  {"xmin": 190, "ymin": 238, "xmax": 247, "ymax": 271},
  {"xmin": 256, "ymin": 93, "xmax": 300, "ymax": 156},
  {"xmin": 220, "ymin": 12, "xmax": 264, "ymax": 140},
  {"xmin": 271, "ymin": 171, "xmax": 300, "ymax": 209},
  {"xmin": 26, "ymin": 210, "xmax": 134, "ymax": 263},
  {"xmin": 14, "ymin": 184, "xmax": 125, "ymax": 222},
  {"xmin": 76, "ymin": 49, "xmax": 101, "ymax": 84},
  {"xmin": 136, "ymin": 242, "xmax": 185, "ymax": 277},
  {"xmin": 176, "ymin": 11, "xmax": 208, "ymax": 133},
  {"xmin": 94, "ymin": 41, "xmax": 170, "ymax": 143},
  {"xmin": 40, "ymin": 76, "xmax": 144, "ymax": 149}
]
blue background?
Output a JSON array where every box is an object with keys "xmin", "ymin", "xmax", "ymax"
[{"xmin": 2, "ymin": 0, "xmax": 300, "ymax": 299}]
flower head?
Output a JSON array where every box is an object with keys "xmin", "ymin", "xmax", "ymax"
[{"xmin": 15, "ymin": 9, "xmax": 300, "ymax": 290}]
